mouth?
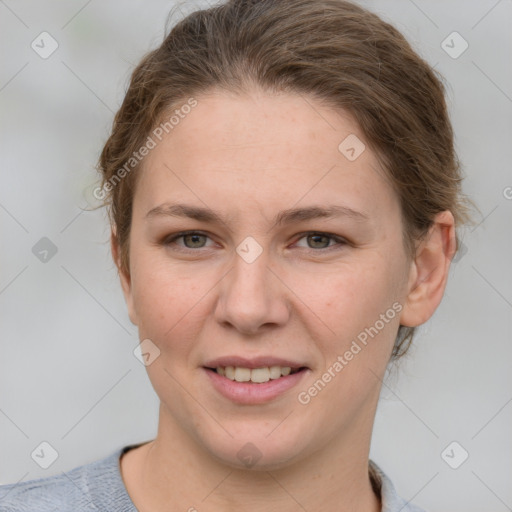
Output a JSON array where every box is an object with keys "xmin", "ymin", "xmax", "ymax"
[
  {"xmin": 203, "ymin": 365, "xmax": 307, "ymax": 384},
  {"xmin": 202, "ymin": 363, "xmax": 310, "ymax": 405}
]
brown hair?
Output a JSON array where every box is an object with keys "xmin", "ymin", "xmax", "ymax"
[{"xmin": 96, "ymin": 0, "xmax": 474, "ymax": 359}]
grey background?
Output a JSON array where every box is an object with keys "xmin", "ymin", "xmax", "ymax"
[{"xmin": 1, "ymin": 1, "xmax": 511, "ymax": 510}]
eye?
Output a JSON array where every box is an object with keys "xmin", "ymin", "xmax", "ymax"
[
  {"xmin": 163, "ymin": 230, "xmax": 347, "ymax": 253},
  {"xmin": 164, "ymin": 231, "xmax": 214, "ymax": 250},
  {"xmin": 294, "ymin": 232, "xmax": 347, "ymax": 251}
]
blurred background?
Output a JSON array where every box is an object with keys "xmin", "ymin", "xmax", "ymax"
[{"xmin": 1, "ymin": 1, "xmax": 511, "ymax": 510}]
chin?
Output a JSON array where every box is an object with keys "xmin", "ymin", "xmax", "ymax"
[{"xmin": 199, "ymin": 426, "xmax": 312, "ymax": 472}]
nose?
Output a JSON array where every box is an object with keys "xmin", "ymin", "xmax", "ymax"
[{"xmin": 214, "ymin": 249, "xmax": 291, "ymax": 335}]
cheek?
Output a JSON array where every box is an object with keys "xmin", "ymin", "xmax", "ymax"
[
  {"xmin": 287, "ymin": 257, "xmax": 403, "ymax": 380},
  {"xmin": 289, "ymin": 259, "xmax": 396, "ymax": 329},
  {"xmin": 293, "ymin": 265, "xmax": 400, "ymax": 414},
  {"xmin": 130, "ymin": 256, "xmax": 208, "ymax": 342}
]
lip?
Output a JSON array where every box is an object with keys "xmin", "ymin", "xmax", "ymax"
[
  {"xmin": 203, "ymin": 366, "xmax": 310, "ymax": 405},
  {"xmin": 203, "ymin": 356, "xmax": 307, "ymax": 370}
]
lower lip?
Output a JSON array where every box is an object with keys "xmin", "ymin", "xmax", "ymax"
[{"xmin": 203, "ymin": 368, "xmax": 309, "ymax": 405}]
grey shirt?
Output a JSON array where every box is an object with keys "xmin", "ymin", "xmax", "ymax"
[{"xmin": 0, "ymin": 444, "xmax": 427, "ymax": 511}]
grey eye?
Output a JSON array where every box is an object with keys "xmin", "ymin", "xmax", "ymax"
[
  {"xmin": 306, "ymin": 234, "xmax": 332, "ymax": 249},
  {"xmin": 182, "ymin": 233, "xmax": 208, "ymax": 248}
]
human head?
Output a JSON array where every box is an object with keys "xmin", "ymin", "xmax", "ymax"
[
  {"xmin": 93, "ymin": 0, "xmax": 477, "ymax": 475},
  {"xmin": 97, "ymin": 0, "xmax": 472, "ymax": 361}
]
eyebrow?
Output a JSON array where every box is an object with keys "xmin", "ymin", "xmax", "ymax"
[{"xmin": 145, "ymin": 203, "xmax": 370, "ymax": 228}]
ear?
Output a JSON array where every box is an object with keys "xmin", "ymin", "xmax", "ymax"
[
  {"xmin": 111, "ymin": 229, "xmax": 138, "ymax": 326},
  {"xmin": 400, "ymin": 210, "xmax": 456, "ymax": 327}
]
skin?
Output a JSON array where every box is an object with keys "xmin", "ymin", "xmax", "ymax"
[{"xmin": 113, "ymin": 88, "xmax": 456, "ymax": 512}]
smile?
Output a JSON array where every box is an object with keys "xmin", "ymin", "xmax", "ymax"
[
  {"xmin": 203, "ymin": 366, "xmax": 309, "ymax": 405},
  {"xmin": 211, "ymin": 365, "xmax": 303, "ymax": 383}
]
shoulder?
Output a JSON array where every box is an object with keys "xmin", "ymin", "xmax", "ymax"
[
  {"xmin": 369, "ymin": 460, "xmax": 429, "ymax": 512},
  {"xmin": 0, "ymin": 446, "xmax": 137, "ymax": 512}
]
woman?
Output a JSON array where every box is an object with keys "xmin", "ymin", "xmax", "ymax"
[{"xmin": 0, "ymin": 0, "xmax": 472, "ymax": 510}]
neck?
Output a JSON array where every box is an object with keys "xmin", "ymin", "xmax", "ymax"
[{"xmin": 124, "ymin": 405, "xmax": 381, "ymax": 512}]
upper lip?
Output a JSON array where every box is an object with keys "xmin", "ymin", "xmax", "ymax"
[{"xmin": 203, "ymin": 356, "xmax": 308, "ymax": 370}]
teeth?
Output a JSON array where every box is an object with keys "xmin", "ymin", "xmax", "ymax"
[
  {"xmin": 269, "ymin": 365, "xmax": 281, "ymax": 379},
  {"xmin": 234, "ymin": 367, "xmax": 251, "ymax": 382},
  {"xmin": 215, "ymin": 365, "xmax": 297, "ymax": 383},
  {"xmin": 225, "ymin": 366, "xmax": 235, "ymax": 379},
  {"xmin": 281, "ymin": 367, "xmax": 291, "ymax": 376},
  {"xmin": 251, "ymin": 367, "xmax": 270, "ymax": 383}
]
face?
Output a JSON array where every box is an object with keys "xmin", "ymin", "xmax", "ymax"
[{"xmin": 117, "ymin": 88, "xmax": 414, "ymax": 470}]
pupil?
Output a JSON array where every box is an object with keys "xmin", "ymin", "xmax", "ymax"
[
  {"xmin": 309, "ymin": 234, "xmax": 328, "ymax": 248},
  {"xmin": 185, "ymin": 234, "xmax": 205, "ymax": 248}
]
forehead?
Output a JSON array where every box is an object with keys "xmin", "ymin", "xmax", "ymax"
[
  {"xmin": 134, "ymin": 89, "xmax": 399, "ymax": 224},
  {"xmin": 155, "ymin": 89, "xmax": 363, "ymax": 166}
]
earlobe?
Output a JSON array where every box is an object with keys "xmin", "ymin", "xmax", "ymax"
[
  {"xmin": 399, "ymin": 211, "xmax": 456, "ymax": 327},
  {"xmin": 111, "ymin": 229, "xmax": 138, "ymax": 326}
]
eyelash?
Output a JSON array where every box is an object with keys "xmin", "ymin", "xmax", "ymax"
[{"xmin": 163, "ymin": 230, "xmax": 347, "ymax": 253}]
